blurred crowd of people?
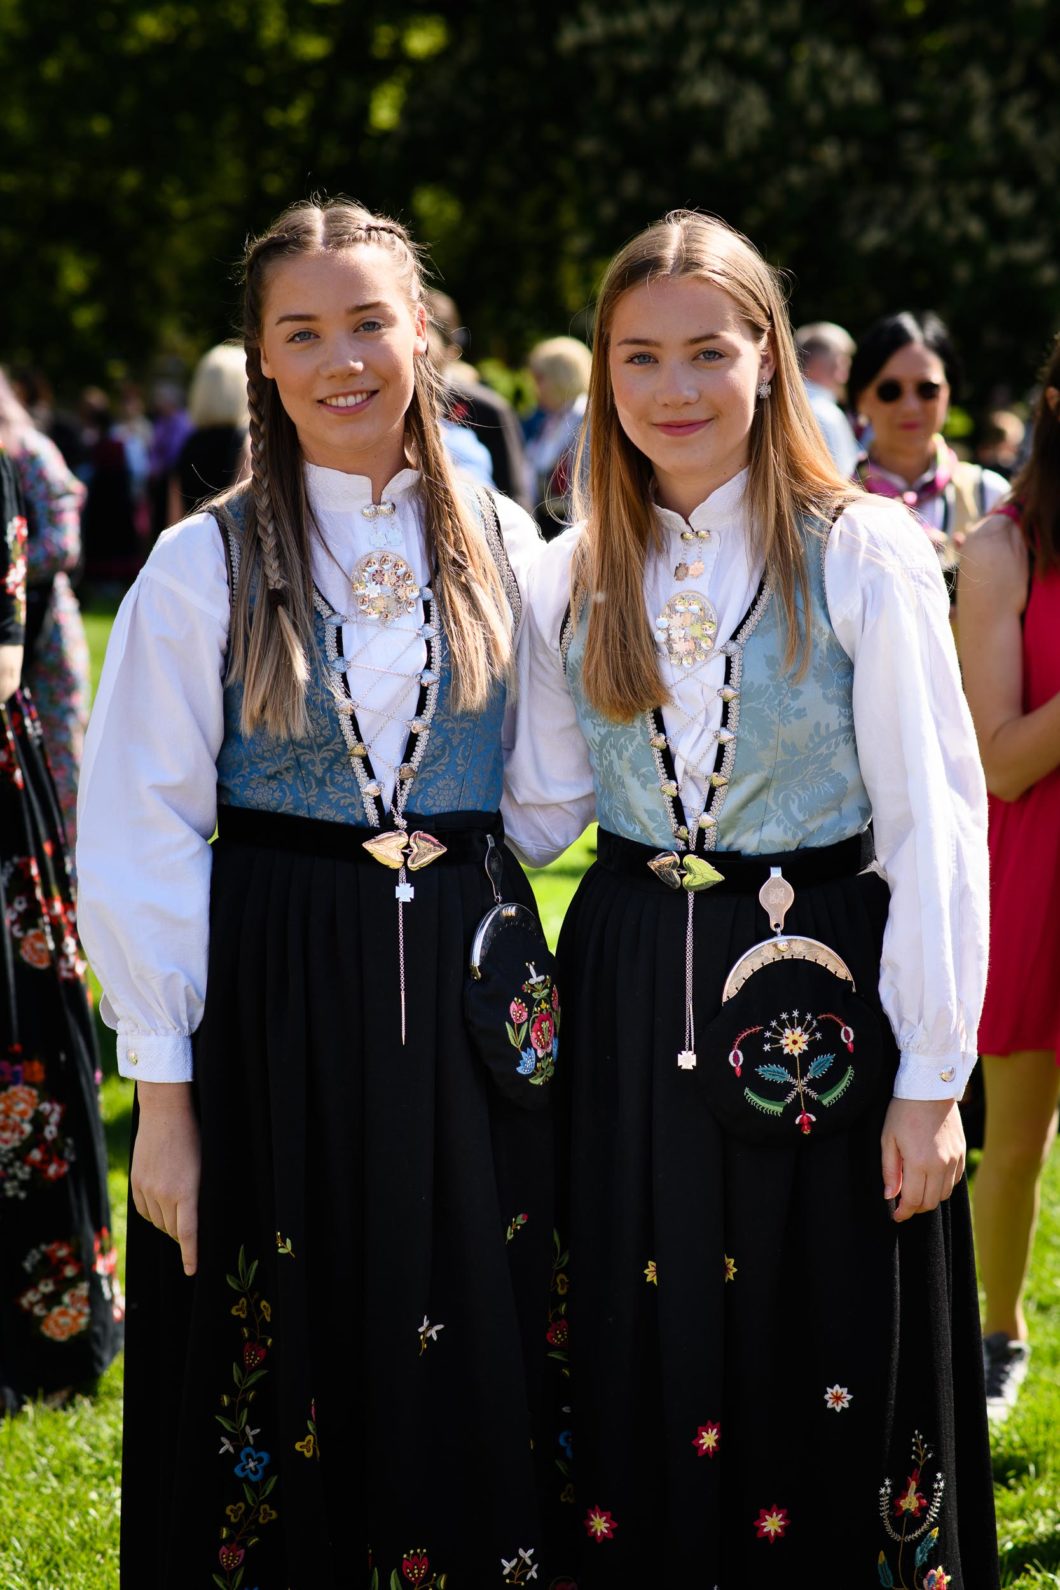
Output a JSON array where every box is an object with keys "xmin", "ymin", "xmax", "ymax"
[{"xmin": 1, "ymin": 292, "xmax": 1058, "ymax": 1431}]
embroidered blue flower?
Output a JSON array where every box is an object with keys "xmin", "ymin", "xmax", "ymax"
[
  {"xmin": 559, "ymin": 1428, "xmax": 574, "ymax": 1459},
  {"xmin": 233, "ymin": 1446, "xmax": 271, "ymax": 1481},
  {"xmin": 517, "ymin": 1047, "xmax": 537, "ymax": 1076}
]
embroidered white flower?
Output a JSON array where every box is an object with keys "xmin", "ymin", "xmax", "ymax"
[
  {"xmin": 824, "ymin": 1383, "xmax": 852, "ymax": 1412},
  {"xmin": 418, "ymin": 1315, "xmax": 445, "ymax": 1354},
  {"xmin": 501, "ymin": 1546, "xmax": 538, "ymax": 1582}
]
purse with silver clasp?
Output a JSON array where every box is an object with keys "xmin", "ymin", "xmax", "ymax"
[{"xmin": 464, "ymin": 835, "xmax": 559, "ymax": 1110}]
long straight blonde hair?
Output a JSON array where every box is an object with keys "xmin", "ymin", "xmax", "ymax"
[
  {"xmin": 226, "ymin": 198, "xmax": 513, "ymax": 739},
  {"xmin": 573, "ymin": 211, "xmax": 860, "ymax": 722}
]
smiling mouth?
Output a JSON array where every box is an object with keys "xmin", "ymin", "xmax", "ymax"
[
  {"xmin": 318, "ymin": 391, "xmax": 376, "ymax": 411},
  {"xmin": 654, "ymin": 418, "xmax": 710, "ymax": 433}
]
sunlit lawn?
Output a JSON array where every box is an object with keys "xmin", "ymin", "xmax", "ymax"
[{"xmin": 0, "ymin": 602, "xmax": 1056, "ymax": 1587}]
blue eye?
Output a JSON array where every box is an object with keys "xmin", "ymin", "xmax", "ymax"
[
  {"xmin": 696, "ymin": 347, "xmax": 723, "ymax": 362},
  {"xmin": 627, "ymin": 352, "xmax": 656, "ymax": 365},
  {"xmin": 287, "ymin": 328, "xmax": 317, "ymax": 343},
  {"xmin": 359, "ymin": 318, "xmax": 385, "ymax": 333}
]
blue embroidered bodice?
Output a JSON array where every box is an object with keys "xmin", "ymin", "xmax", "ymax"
[
  {"xmin": 564, "ymin": 525, "xmax": 871, "ymax": 854},
  {"xmin": 214, "ymin": 495, "xmax": 511, "ymax": 823}
]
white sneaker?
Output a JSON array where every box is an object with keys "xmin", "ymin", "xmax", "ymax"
[{"xmin": 983, "ymin": 1331, "xmax": 1030, "ymax": 1422}]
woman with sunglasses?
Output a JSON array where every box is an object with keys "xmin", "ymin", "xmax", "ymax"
[{"xmin": 850, "ymin": 313, "xmax": 1007, "ymax": 595}]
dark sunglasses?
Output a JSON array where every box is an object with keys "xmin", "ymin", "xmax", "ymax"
[{"xmin": 874, "ymin": 378, "xmax": 943, "ymax": 403}]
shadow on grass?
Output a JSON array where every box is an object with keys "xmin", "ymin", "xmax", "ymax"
[{"xmin": 1000, "ymin": 1540, "xmax": 1060, "ymax": 1587}]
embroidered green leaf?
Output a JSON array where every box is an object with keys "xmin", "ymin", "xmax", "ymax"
[
  {"xmin": 506, "ymin": 1020, "xmax": 518, "ymax": 1046},
  {"xmin": 755, "ymin": 1062, "xmax": 794, "ymax": 1084},
  {"xmin": 370, "ymin": 1572, "xmax": 379, "ymax": 1590},
  {"xmin": 805, "ymin": 1052, "xmax": 836, "ymax": 1080},
  {"xmin": 243, "ymin": 1369, "xmax": 267, "ymax": 1390},
  {"xmin": 744, "ymin": 1088, "xmax": 786, "ymax": 1114},
  {"xmin": 390, "ymin": 1573, "xmax": 402, "ymax": 1590},
  {"xmin": 226, "ymin": 1272, "xmax": 241, "ymax": 1290},
  {"xmin": 261, "ymin": 1474, "xmax": 278, "ymax": 1497},
  {"xmin": 242, "ymin": 1481, "xmax": 256, "ymax": 1507},
  {"xmin": 213, "ymin": 1575, "xmax": 228, "ymax": 1589},
  {"xmin": 237, "ymin": 1245, "xmax": 248, "ymax": 1281},
  {"xmin": 246, "ymin": 1258, "xmax": 259, "ymax": 1287},
  {"xmin": 819, "ymin": 1065, "xmax": 855, "ymax": 1107},
  {"xmin": 234, "ymin": 1569, "xmax": 245, "ymax": 1590},
  {"xmin": 877, "ymin": 1552, "xmax": 894, "ymax": 1587},
  {"xmin": 232, "ymin": 1364, "xmax": 244, "ymax": 1387},
  {"xmin": 216, "ymin": 1415, "xmax": 238, "ymax": 1432},
  {"xmin": 915, "ymin": 1528, "xmax": 939, "ymax": 1569}
]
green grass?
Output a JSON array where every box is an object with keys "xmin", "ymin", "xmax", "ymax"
[{"xmin": 1, "ymin": 602, "xmax": 1056, "ymax": 1587}]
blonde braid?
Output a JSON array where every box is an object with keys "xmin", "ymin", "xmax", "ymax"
[{"xmin": 228, "ymin": 361, "xmax": 309, "ymax": 736}]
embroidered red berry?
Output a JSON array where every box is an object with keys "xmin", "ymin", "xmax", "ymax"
[{"xmin": 546, "ymin": 1318, "xmax": 569, "ymax": 1347}]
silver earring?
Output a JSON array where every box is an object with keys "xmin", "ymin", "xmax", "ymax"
[{"xmin": 757, "ymin": 380, "xmax": 772, "ymax": 400}]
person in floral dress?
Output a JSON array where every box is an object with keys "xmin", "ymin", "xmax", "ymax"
[{"xmin": 0, "ymin": 444, "xmax": 122, "ymax": 1411}]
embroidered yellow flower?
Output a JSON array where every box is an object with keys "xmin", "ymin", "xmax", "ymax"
[
  {"xmin": 225, "ymin": 1503, "xmax": 245, "ymax": 1523},
  {"xmin": 780, "ymin": 1027, "xmax": 809, "ymax": 1056},
  {"xmin": 295, "ymin": 1432, "xmax": 316, "ymax": 1458},
  {"xmin": 724, "ymin": 1255, "xmax": 737, "ymax": 1282},
  {"xmin": 644, "ymin": 1260, "xmax": 658, "ymax": 1285},
  {"xmin": 257, "ymin": 1504, "xmax": 278, "ymax": 1524},
  {"xmin": 230, "ymin": 1297, "xmax": 248, "ymax": 1318}
]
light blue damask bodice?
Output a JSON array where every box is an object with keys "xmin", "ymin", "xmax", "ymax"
[
  {"xmin": 563, "ymin": 525, "xmax": 871, "ymax": 854},
  {"xmin": 214, "ymin": 495, "xmax": 512, "ymax": 823}
]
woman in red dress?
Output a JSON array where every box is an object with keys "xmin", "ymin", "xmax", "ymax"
[{"xmin": 958, "ymin": 333, "xmax": 1060, "ymax": 1420}]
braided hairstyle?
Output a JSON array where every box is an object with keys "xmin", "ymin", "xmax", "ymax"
[{"xmin": 228, "ymin": 197, "xmax": 513, "ymax": 739}]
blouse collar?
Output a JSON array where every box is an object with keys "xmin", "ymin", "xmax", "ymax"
[
  {"xmin": 654, "ymin": 466, "xmax": 749, "ymax": 538},
  {"xmin": 304, "ymin": 461, "xmax": 421, "ymax": 515}
]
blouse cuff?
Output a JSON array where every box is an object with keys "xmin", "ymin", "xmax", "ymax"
[
  {"xmin": 117, "ymin": 1032, "xmax": 194, "ymax": 1084},
  {"xmin": 892, "ymin": 1048, "xmax": 975, "ymax": 1101}
]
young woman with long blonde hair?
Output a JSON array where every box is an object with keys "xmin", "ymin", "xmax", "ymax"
[
  {"xmin": 505, "ymin": 212, "xmax": 998, "ymax": 1584},
  {"xmin": 77, "ymin": 199, "xmax": 564, "ymax": 1587}
]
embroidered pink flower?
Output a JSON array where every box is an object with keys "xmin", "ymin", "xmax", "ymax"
[
  {"xmin": 754, "ymin": 1504, "xmax": 789, "ymax": 1543},
  {"xmin": 823, "ymin": 1384, "xmax": 852, "ymax": 1412},
  {"xmin": 551, "ymin": 983, "xmax": 560, "ymax": 1011},
  {"xmin": 510, "ymin": 999, "xmax": 528, "ymax": 1024},
  {"xmin": 894, "ymin": 1473, "xmax": 926, "ymax": 1517},
  {"xmin": 795, "ymin": 1110, "xmax": 816, "ymax": 1134},
  {"xmin": 243, "ymin": 1340, "xmax": 267, "ymax": 1368},
  {"xmin": 218, "ymin": 1543, "xmax": 245, "ymax": 1570},
  {"xmin": 530, "ymin": 1010, "xmax": 554, "ymax": 1054},
  {"xmin": 693, "ymin": 1421, "xmax": 721, "ymax": 1457},
  {"xmin": 401, "ymin": 1552, "xmax": 431, "ymax": 1585},
  {"xmin": 583, "ymin": 1505, "xmax": 617, "ymax": 1542},
  {"xmin": 924, "ymin": 1570, "xmax": 951, "ymax": 1589},
  {"xmin": 546, "ymin": 1318, "xmax": 569, "ymax": 1347}
]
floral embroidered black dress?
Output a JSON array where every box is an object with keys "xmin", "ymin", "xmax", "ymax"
[
  {"xmin": 77, "ymin": 471, "xmax": 569, "ymax": 1589},
  {"xmin": 506, "ymin": 487, "xmax": 999, "ymax": 1588},
  {"xmin": 0, "ymin": 447, "xmax": 122, "ymax": 1411}
]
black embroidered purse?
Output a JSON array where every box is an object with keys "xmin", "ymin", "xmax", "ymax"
[
  {"xmin": 695, "ymin": 870, "xmax": 890, "ymax": 1144},
  {"xmin": 464, "ymin": 836, "xmax": 559, "ymax": 1110}
]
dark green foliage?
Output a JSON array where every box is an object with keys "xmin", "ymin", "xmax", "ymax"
[{"xmin": 3, "ymin": 2, "xmax": 1060, "ymax": 413}]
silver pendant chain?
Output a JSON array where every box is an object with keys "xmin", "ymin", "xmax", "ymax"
[{"xmin": 645, "ymin": 573, "xmax": 774, "ymax": 1071}]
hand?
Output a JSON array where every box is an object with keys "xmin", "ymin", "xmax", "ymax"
[
  {"xmin": 131, "ymin": 1082, "xmax": 201, "ymax": 1274},
  {"xmin": 880, "ymin": 1097, "xmax": 966, "ymax": 1223},
  {"xmin": 0, "ymin": 643, "xmax": 23, "ymax": 703}
]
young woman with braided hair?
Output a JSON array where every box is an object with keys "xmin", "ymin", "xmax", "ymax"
[{"xmin": 77, "ymin": 199, "xmax": 563, "ymax": 1587}]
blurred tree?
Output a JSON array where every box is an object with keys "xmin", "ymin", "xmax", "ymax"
[{"xmin": 3, "ymin": 0, "xmax": 1060, "ymax": 399}]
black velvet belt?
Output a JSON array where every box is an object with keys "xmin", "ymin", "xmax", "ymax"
[
  {"xmin": 597, "ymin": 826, "xmax": 875, "ymax": 892},
  {"xmin": 216, "ymin": 804, "xmax": 504, "ymax": 864}
]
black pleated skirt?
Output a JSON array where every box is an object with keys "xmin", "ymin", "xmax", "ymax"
[
  {"xmin": 120, "ymin": 809, "xmax": 566, "ymax": 1590},
  {"xmin": 552, "ymin": 831, "xmax": 998, "ymax": 1589},
  {"xmin": 0, "ymin": 691, "xmax": 122, "ymax": 1410}
]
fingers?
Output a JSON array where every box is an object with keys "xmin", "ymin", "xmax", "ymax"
[
  {"xmin": 176, "ymin": 1199, "xmax": 199, "ymax": 1277},
  {"xmin": 881, "ymin": 1134, "xmax": 903, "ymax": 1203}
]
